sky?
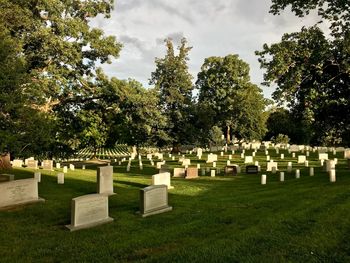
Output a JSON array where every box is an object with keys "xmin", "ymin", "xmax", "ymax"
[{"xmin": 90, "ymin": 0, "xmax": 324, "ymax": 98}]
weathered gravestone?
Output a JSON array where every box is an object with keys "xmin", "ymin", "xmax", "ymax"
[
  {"xmin": 27, "ymin": 160, "xmax": 38, "ymax": 169},
  {"xmin": 0, "ymin": 174, "xmax": 14, "ymax": 183},
  {"xmin": 185, "ymin": 167, "xmax": 198, "ymax": 179},
  {"xmin": 42, "ymin": 160, "xmax": 53, "ymax": 170},
  {"xmin": 289, "ymin": 145, "xmax": 299, "ymax": 152},
  {"xmin": 206, "ymin": 154, "xmax": 218, "ymax": 163},
  {"xmin": 244, "ymin": 156, "xmax": 253, "ymax": 164},
  {"xmin": 0, "ymin": 178, "xmax": 44, "ymax": 209},
  {"xmin": 97, "ymin": 166, "xmax": 115, "ymax": 195},
  {"xmin": 139, "ymin": 185, "xmax": 172, "ymax": 217},
  {"xmin": 152, "ymin": 172, "xmax": 173, "ymax": 189},
  {"xmin": 225, "ymin": 165, "xmax": 238, "ymax": 176},
  {"xmin": 182, "ymin": 159, "xmax": 191, "ymax": 166},
  {"xmin": 12, "ymin": 159, "xmax": 23, "ymax": 168},
  {"xmin": 297, "ymin": 155, "xmax": 306, "ymax": 164},
  {"xmin": 57, "ymin": 173, "xmax": 64, "ymax": 184},
  {"xmin": 66, "ymin": 194, "xmax": 113, "ymax": 231},
  {"xmin": 319, "ymin": 153, "xmax": 329, "ymax": 160},
  {"xmin": 173, "ymin": 167, "xmax": 185, "ymax": 178},
  {"xmin": 246, "ymin": 165, "xmax": 259, "ymax": 174},
  {"xmin": 267, "ymin": 162, "xmax": 278, "ymax": 172}
]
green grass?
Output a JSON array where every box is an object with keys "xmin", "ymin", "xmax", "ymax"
[{"xmin": 1, "ymin": 150, "xmax": 350, "ymax": 262}]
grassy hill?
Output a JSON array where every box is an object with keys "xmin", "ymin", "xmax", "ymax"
[{"xmin": 1, "ymin": 150, "xmax": 350, "ymax": 262}]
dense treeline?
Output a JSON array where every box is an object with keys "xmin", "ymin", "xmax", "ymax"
[{"xmin": 0, "ymin": 0, "xmax": 348, "ymax": 159}]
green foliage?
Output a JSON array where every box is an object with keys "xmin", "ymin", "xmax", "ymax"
[
  {"xmin": 257, "ymin": 23, "xmax": 349, "ymax": 146},
  {"xmin": 270, "ymin": 0, "xmax": 350, "ymax": 36},
  {"xmin": 0, "ymin": 0, "xmax": 122, "ymax": 156},
  {"xmin": 209, "ymin": 126, "xmax": 224, "ymax": 146},
  {"xmin": 272, "ymin": 134, "xmax": 290, "ymax": 144},
  {"xmin": 196, "ymin": 54, "xmax": 268, "ymax": 142},
  {"xmin": 150, "ymin": 38, "xmax": 194, "ymax": 149}
]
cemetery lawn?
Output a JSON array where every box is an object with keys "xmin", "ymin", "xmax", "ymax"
[{"xmin": 1, "ymin": 154, "xmax": 350, "ymax": 262}]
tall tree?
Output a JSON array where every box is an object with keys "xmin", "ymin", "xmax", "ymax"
[
  {"xmin": 196, "ymin": 55, "xmax": 268, "ymax": 143},
  {"xmin": 0, "ymin": 0, "xmax": 122, "ymax": 156},
  {"xmin": 150, "ymin": 38, "xmax": 193, "ymax": 152},
  {"xmin": 257, "ymin": 22, "xmax": 349, "ymax": 145}
]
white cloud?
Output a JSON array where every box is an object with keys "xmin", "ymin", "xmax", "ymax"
[{"xmin": 90, "ymin": 0, "xmax": 324, "ymax": 98}]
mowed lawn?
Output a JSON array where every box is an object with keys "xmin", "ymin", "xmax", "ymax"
[{"xmin": 1, "ymin": 151, "xmax": 350, "ymax": 262}]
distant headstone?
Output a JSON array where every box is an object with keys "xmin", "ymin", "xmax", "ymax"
[
  {"xmin": 182, "ymin": 159, "xmax": 191, "ymax": 166},
  {"xmin": 206, "ymin": 154, "xmax": 218, "ymax": 163},
  {"xmin": 173, "ymin": 168, "xmax": 185, "ymax": 178},
  {"xmin": 57, "ymin": 173, "xmax": 64, "ymax": 184},
  {"xmin": 69, "ymin": 164, "xmax": 75, "ymax": 170},
  {"xmin": 63, "ymin": 166, "xmax": 68, "ymax": 173},
  {"xmin": 297, "ymin": 155, "xmax": 306, "ymax": 164},
  {"xmin": 152, "ymin": 172, "xmax": 173, "ymax": 189},
  {"xmin": 27, "ymin": 160, "xmax": 38, "ymax": 169},
  {"xmin": 185, "ymin": 167, "xmax": 198, "ymax": 179},
  {"xmin": 266, "ymin": 162, "xmax": 278, "ymax": 172},
  {"xmin": 97, "ymin": 166, "xmax": 115, "ymax": 195},
  {"xmin": 66, "ymin": 194, "xmax": 113, "ymax": 231},
  {"xmin": 319, "ymin": 153, "xmax": 329, "ymax": 160},
  {"xmin": 139, "ymin": 185, "xmax": 172, "ymax": 217},
  {"xmin": 244, "ymin": 156, "xmax": 253, "ymax": 164},
  {"xmin": 289, "ymin": 145, "xmax": 299, "ymax": 152},
  {"xmin": 246, "ymin": 165, "xmax": 258, "ymax": 174},
  {"xmin": 42, "ymin": 160, "xmax": 53, "ymax": 170},
  {"xmin": 0, "ymin": 178, "xmax": 44, "ymax": 209},
  {"xmin": 12, "ymin": 159, "xmax": 23, "ymax": 168},
  {"xmin": 225, "ymin": 165, "xmax": 238, "ymax": 175},
  {"xmin": 210, "ymin": 169, "xmax": 216, "ymax": 177},
  {"xmin": 56, "ymin": 163, "xmax": 61, "ymax": 169}
]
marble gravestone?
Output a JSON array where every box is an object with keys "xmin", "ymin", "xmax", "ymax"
[
  {"xmin": 27, "ymin": 160, "xmax": 38, "ymax": 169},
  {"xmin": 266, "ymin": 162, "xmax": 278, "ymax": 172},
  {"xmin": 42, "ymin": 160, "xmax": 53, "ymax": 170},
  {"xmin": 139, "ymin": 185, "xmax": 172, "ymax": 217},
  {"xmin": 244, "ymin": 156, "xmax": 253, "ymax": 164},
  {"xmin": 206, "ymin": 154, "xmax": 218, "ymax": 163},
  {"xmin": 66, "ymin": 194, "xmax": 113, "ymax": 231},
  {"xmin": 297, "ymin": 155, "xmax": 306, "ymax": 164},
  {"xmin": 319, "ymin": 153, "xmax": 329, "ymax": 160},
  {"xmin": 97, "ymin": 166, "xmax": 115, "ymax": 196},
  {"xmin": 246, "ymin": 165, "xmax": 259, "ymax": 174},
  {"xmin": 182, "ymin": 159, "xmax": 191, "ymax": 166},
  {"xmin": 173, "ymin": 167, "xmax": 185, "ymax": 178},
  {"xmin": 12, "ymin": 159, "xmax": 23, "ymax": 168},
  {"xmin": 225, "ymin": 165, "xmax": 238, "ymax": 175},
  {"xmin": 152, "ymin": 172, "xmax": 173, "ymax": 189},
  {"xmin": 0, "ymin": 178, "xmax": 45, "ymax": 209},
  {"xmin": 185, "ymin": 167, "xmax": 199, "ymax": 179}
]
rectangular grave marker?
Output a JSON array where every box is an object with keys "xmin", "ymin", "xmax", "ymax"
[
  {"xmin": 0, "ymin": 178, "xmax": 44, "ymax": 209},
  {"xmin": 139, "ymin": 185, "xmax": 172, "ymax": 217},
  {"xmin": 97, "ymin": 166, "xmax": 115, "ymax": 195},
  {"xmin": 152, "ymin": 172, "xmax": 173, "ymax": 189},
  {"xmin": 66, "ymin": 194, "xmax": 113, "ymax": 231},
  {"xmin": 185, "ymin": 167, "xmax": 198, "ymax": 179}
]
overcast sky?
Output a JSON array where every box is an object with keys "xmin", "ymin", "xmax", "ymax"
[{"xmin": 90, "ymin": 0, "xmax": 324, "ymax": 98}]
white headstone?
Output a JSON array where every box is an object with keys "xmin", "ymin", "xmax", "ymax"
[
  {"xmin": 210, "ymin": 170, "xmax": 215, "ymax": 177},
  {"xmin": 139, "ymin": 185, "xmax": 172, "ymax": 217},
  {"xmin": 97, "ymin": 166, "xmax": 115, "ymax": 195},
  {"xmin": 69, "ymin": 164, "xmax": 75, "ymax": 170},
  {"xmin": 310, "ymin": 167, "xmax": 314, "ymax": 176},
  {"xmin": 0, "ymin": 178, "xmax": 44, "ymax": 209},
  {"xmin": 295, "ymin": 169, "xmax": 300, "ymax": 179},
  {"xmin": 57, "ymin": 173, "xmax": 64, "ymax": 184},
  {"xmin": 280, "ymin": 172, "xmax": 284, "ymax": 182},
  {"xmin": 329, "ymin": 169, "xmax": 336, "ymax": 182},
  {"xmin": 266, "ymin": 162, "xmax": 278, "ymax": 172},
  {"xmin": 244, "ymin": 156, "xmax": 253, "ymax": 164},
  {"xmin": 63, "ymin": 166, "xmax": 68, "ymax": 173},
  {"xmin": 66, "ymin": 194, "xmax": 113, "ymax": 231},
  {"xmin": 173, "ymin": 168, "xmax": 185, "ymax": 178},
  {"xmin": 152, "ymin": 172, "xmax": 173, "ymax": 189},
  {"xmin": 261, "ymin": 174, "xmax": 266, "ymax": 185},
  {"xmin": 34, "ymin": 172, "xmax": 41, "ymax": 183}
]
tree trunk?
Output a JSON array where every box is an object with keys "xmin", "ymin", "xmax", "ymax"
[
  {"xmin": 172, "ymin": 142, "xmax": 180, "ymax": 154},
  {"xmin": 226, "ymin": 125, "xmax": 231, "ymax": 144},
  {"xmin": 0, "ymin": 153, "xmax": 12, "ymax": 170}
]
